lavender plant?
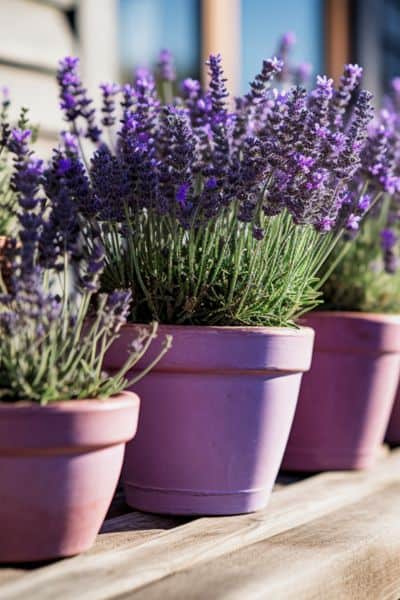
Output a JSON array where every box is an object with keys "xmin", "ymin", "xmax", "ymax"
[
  {"xmin": 0, "ymin": 127, "xmax": 171, "ymax": 404},
  {"xmin": 322, "ymin": 76, "xmax": 400, "ymax": 312},
  {"xmin": 52, "ymin": 52, "xmax": 377, "ymax": 327},
  {"xmin": 0, "ymin": 88, "xmax": 21, "ymax": 236},
  {"xmin": 0, "ymin": 87, "xmax": 39, "ymax": 238}
]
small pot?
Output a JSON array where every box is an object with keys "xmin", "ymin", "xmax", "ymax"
[
  {"xmin": 104, "ymin": 325, "xmax": 314, "ymax": 516},
  {"xmin": 283, "ymin": 312, "xmax": 400, "ymax": 471},
  {"xmin": 0, "ymin": 392, "xmax": 139, "ymax": 562}
]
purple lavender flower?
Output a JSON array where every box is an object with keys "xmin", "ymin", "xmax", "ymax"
[
  {"xmin": 41, "ymin": 147, "xmax": 97, "ymax": 270},
  {"xmin": 330, "ymin": 64, "xmax": 363, "ymax": 126},
  {"xmin": 279, "ymin": 31, "xmax": 296, "ymax": 50},
  {"xmin": 316, "ymin": 216, "xmax": 335, "ymax": 232},
  {"xmin": 392, "ymin": 78, "xmax": 400, "ymax": 95},
  {"xmin": 181, "ymin": 78, "xmax": 201, "ymax": 95},
  {"xmin": 80, "ymin": 241, "xmax": 105, "ymax": 291},
  {"xmin": 157, "ymin": 49, "xmax": 176, "ymax": 82},
  {"xmin": 100, "ymin": 82, "xmax": 119, "ymax": 127},
  {"xmin": 7, "ymin": 128, "xmax": 31, "ymax": 155},
  {"xmin": 61, "ymin": 130, "xmax": 79, "ymax": 153},
  {"xmin": 346, "ymin": 213, "xmax": 361, "ymax": 231},
  {"xmin": 206, "ymin": 54, "xmax": 229, "ymax": 120},
  {"xmin": 358, "ymin": 194, "xmax": 371, "ymax": 213},
  {"xmin": 246, "ymin": 57, "xmax": 283, "ymax": 106},
  {"xmin": 91, "ymin": 144, "xmax": 130, "ymax": 220},
  {"xmin": 176, "ymin": 182, "xmax": 190, "ymax": 208},
  {"xmin": 57, "ymin": 56, "xmax": 102, "ymax": 142},
  {"xmin": 7, "ymin": 128, "xmax": 45, "ymax": 277},
  {"xmin": 103, "ymin": 289, "xmax": 132, "ymax": 334},
  {"xmin": 158, "ymin": 107, "xmax": 195, "ymax": 221},
  {"xmin": 294, "ymin": 62, "xmax": 313, "ymax": 85},
  {"xmin": 381, "ymin": 228, "xmax": 397, "ymax": 250}
]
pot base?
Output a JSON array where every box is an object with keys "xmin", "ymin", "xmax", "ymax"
[
  {"xmin": 282, "ymin": 448, "xmax": 377, "ymax": 472},
  {"xmin": 124, "ymin": 482, "xmax": 271, "ymax": 515}
]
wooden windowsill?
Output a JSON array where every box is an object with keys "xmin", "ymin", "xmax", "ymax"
[{"xmin": 2, "ymin": 448, "xmax": 400, "ymax": 599}]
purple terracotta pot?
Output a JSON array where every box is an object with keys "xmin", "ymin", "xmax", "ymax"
[
  {"xmin": 283, "ymin": 312, "xmax": 400, "ymax": 472},
  {"xmin": 104, "ymin": 325, "xmax": 314, "ymax": 516},
  {"xmin": 386, "ymin": 385, "xmax": 400, "ymax": 444},
  {"xmin": 0, "ymin": 392, "xmax": 139, "ymax": 562}
]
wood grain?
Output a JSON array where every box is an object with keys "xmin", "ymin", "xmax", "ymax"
[
  {"xmin": 2, "ymin": 450, "xmax": 400, "ymax": 600},
  {"xmin": 132, "ymin": 483, "xmax": 400, "ymax": 599}
]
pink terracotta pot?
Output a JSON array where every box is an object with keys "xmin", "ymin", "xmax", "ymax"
[
  {"xmin": 283, "ymin": 312, "xmax": 400, "ymax": 472},
  {"xmin": 0, "ymin": 392, "xmax": 139, "ymax": 562},
  {"xmin": 104, "ymin": 325, "xmax": 314, "ymax": 515},
  {"xmin": 386, "ymin": 385, "xmax": 400, "ymax": 444}
]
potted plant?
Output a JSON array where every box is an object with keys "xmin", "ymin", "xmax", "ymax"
[
  {"xmin": 283, "ymin": 74, "xmax": 400, "ymax": 471},
  {"xmin": 52, "ymin": 53, "xmax": 373, "ymax": 515},
  {"xmin": 0, "ymin": 127, "xmax": 170, "ymax": 562}
]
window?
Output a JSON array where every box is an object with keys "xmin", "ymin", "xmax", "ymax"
[
  {"xmin": 119, "ymin": 0, "xmax": 201, "ymax": 82},
  {"xmin": 241, "ymin": 0, "xmax": 324, "ymax": 91}
]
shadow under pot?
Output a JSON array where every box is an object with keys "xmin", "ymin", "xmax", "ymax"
[
  {"xmin": 104, "ymin": 325, "xmax": 314, "ymax": 516},
  {"xmin": 386, "ymin": 383, "xmax": 400, "ymax": 445},
  {"xmin": 0, "ymin": 392, "xmax": 139, "ymax": 563},
  {"xmin": 282, "ymin": 312, "xmax": 400, "ymax": 472}
]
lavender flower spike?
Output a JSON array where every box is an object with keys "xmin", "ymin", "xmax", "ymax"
[
  {"xmin": 157, "ymin": 49, "xmax": 176, "ymax": 82},
  {"xmin": 57, "ymin": 56, "xmax": 102, "ymax": 142},
  {"xmin": 100, "ymin": 82, "xmax": 120, "ymax": 128},
  {"xmin": 206, "ymin": 54, "xmax": 229, "ymax": 118}
]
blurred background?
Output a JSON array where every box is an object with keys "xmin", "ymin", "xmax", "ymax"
[{"xmin": 1, "ymin": 0, "xmax": 399, "ymax": 152}]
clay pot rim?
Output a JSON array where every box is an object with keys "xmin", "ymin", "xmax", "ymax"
[
  {"xmin": 120, "ymin": 322, "xmax": 315, "ymax": 338},
  {"xmin": 301, "ymin": 311, "xmax": 400, "ymax": 325},
  {"xmin": 0, "ymin": 390, "xmax": 139, "ymax": 414},
  {"xmin": 107, "ymin": 324, "xmax": 315, "ymax": 373}
]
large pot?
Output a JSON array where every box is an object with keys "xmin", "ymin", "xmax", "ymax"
[
  {"xmin": 0, "ymin": 392, "xmax": 139, "ymax": 562},
  {"xmin": 283, "ymin": 312, "xmax": 400, "ymax": 471},
  {"xmin": 104, "ymin": 325, "xmax": 314, "ymax": 516}
]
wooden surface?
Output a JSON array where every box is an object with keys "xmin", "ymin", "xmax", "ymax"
[{"xmin": 1, "ymin": 450, "xmax": 400, "ymax": 599}]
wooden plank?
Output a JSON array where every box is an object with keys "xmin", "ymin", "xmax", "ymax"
[
  {"xmin": 0, "ymin": 509, "xmax": 185, "ymax": 586},
  {"xmin": 2, "ymin": 450, "xmax": 400, "ymax": 600},
  {"xmin": 1, "ymin": 65, "xmax": 64, "ymax": 135},
  {"xmin": 0, "ymin": 0, "xmax": 75, "ymax": 72},
  {"xmin": 134, "ymin": 483, "xmax": 400, "ymax": 600},
  {"xmin": 92, "ymin": 510, "xmax": 187, "ymax": 556}
]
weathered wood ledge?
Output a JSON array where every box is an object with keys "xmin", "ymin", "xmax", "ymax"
[{"xmin": 1, "ymin": 449, "xmax": 400, "ymax": 599}]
